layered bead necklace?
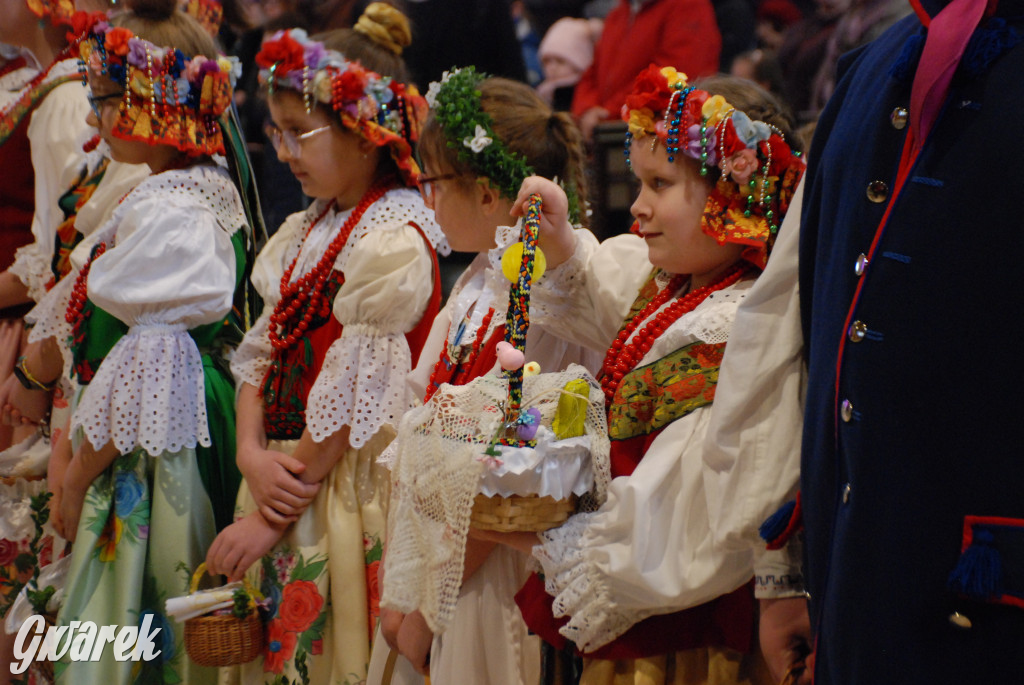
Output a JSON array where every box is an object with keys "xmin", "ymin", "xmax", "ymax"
[
  {"xmin": 268, "ymin": 176, "xmax": 394, "ymax": 351},
  {"xmin": 599, "ymin": 262, "xmax": 751, "ymax": 403}
]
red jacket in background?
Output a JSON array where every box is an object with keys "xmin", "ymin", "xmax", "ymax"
[{"xmin": 571, "ymin": 0, "xmax": 722, "ymax": 119}]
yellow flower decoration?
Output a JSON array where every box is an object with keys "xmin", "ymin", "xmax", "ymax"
[
  {"xmin": 659, "ymin": 66, "xmax": 688, "ymax": 90},
  {"xmin": 629, "ymin": 107, "xmax": 656, "ymax": 138},
  {"xmin": 79, "ymin": 40, "xmax": 94, "ymax": 65},
  {"xmin": 129, "ymin": 72, "xmax": 154, "ymax": 98},
  {"xmin": 702, "ymin": 94, "xmax": 733, "ymax": 128}
]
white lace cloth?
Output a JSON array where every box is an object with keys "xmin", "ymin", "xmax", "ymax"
[
  {"xmin": 70, "ymin": 165, "xmax": 246, "ymax": 457},
  {"xmin": 9, "ymin": 59, "xmax": 91, "ymax": 302},
  {"xmin": 231, "ymin": 188, "xmax": 442, "ymax": 448},
  {"xmin": 532, "ymin": 270, "xmax": 758, "ymax": 653}
]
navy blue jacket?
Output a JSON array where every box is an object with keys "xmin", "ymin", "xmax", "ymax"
[{"xmin": 799, "ymin": 4, "xmax": 1024, "ymax": 682}]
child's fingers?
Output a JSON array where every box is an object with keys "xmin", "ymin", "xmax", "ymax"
[{"xmin": 260, "ymin": 503, "xmax": 299, "ymax": 525}]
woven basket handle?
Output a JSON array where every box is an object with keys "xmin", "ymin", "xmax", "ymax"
[
  {"xmin": 190, "ymin": 562, "xmax": 263, "ymax": 609},
  {"xmin": 502, "ymin": 193, "xmax": 543, "ymax": 419}
]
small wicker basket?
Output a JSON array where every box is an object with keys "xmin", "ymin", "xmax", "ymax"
[
  {"xmin": 471, "ymin": 493, "xmax": 578, "ymax": 533},
  {"xmin": 183, "ymin": 563, "xmax": 264, "ymax": 667}
]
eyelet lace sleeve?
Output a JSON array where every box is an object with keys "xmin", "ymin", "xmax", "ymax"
[
  {"xmin": 305, "ymin": 221, "xmax": 434, "ymax": 447},
  {"xmin": 70, "ymin": 186, "xmax": 239, "ymax": 456},
  {"xmin": 25, "ymin": 272, "xmax": 74, "ymax": 378}
]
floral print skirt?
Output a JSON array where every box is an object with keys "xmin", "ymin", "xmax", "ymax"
[
  {"xmin": 56, "ymin": 445, "xmax": 219, "ymax": 684},
  {"xmin": 228, "ymin": 433, "xmax": 391, "ymax": 685}
]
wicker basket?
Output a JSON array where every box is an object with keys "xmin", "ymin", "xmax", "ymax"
[
  {"xmin": 183, "ymin": 564, "xmax": 264, "ymax": 667},
  {"xmin": 471, "ymin": 493, "xmax": 578, "ymax": 533}
]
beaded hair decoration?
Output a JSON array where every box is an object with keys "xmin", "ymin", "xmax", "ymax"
[
  {"xmin": 256, "ymin": 29, "xmax": 427, "ymax": 186},
  {"xmin": 623, "ymin": 65, "xmax": 805, "ymax": 269},
  {"xmin": 425, "ymin": 66, "xmax": 582, "ymax": 223},
  {"xmin": 76, "ymin": 14, "xmax": 239, "ymax": 156}
]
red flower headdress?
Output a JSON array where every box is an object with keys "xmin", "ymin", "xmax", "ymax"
[
  {"xmin": 256, "ymin": 29, "xmax": 427, "ymax": 186},
  {"xmin": 77, "ymin": 18, "xmax": 239, "ymax": 156},
  {"xmin": 622, "ymin": 65, "xmax": 805, "ymax": 269}
]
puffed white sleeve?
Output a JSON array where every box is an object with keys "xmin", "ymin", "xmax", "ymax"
[
  {"xmin": 531, "ymin": 230, "xmax": 653, "ymax": 352},
  {"xmin": 305, "ymin": 221, "xmax": 433, "ymax": 447},
  {"xmin": 10, "ymin": 81, "xmax": 91, "ymax": 301},
  {"xmin": 702, "ymin": 180, "xmax": 805, "ymax": 597},
  {"xmin": 70, "ymin": 197, "xmax": 237, "ymax": 457},
  {"xmin": 533, "ymin": 406, "xmax": 755, "ymax": 653},
  {"xmin": 230, "ymin": 211, "xmax": 304, "ymax": 390}
]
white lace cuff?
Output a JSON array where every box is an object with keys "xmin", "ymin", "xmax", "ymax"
[
  {"xmin": 530, "ymin": 232, "xmax": 589, "ymax": 327},
  {"xmin": 230, "ymin": 313, "xmax": 272, "ymax": 390},
  {"xmin": 72, "ymin": 324, "xmax": 210, "ymax": 456},
  {"xmin": 535, "ymin": 513, "xmax": 641, "ymax": 652},
  {"xmin": 26, "ymin": 274, "xmax": 74, "ymax": 379},
  {"xmin": 9, "ymin": 244, "xmax": 50, "ymax": 303},
  {"xmin": 305, "ymin": 324, "xmax": 412, "ymax": 448}
]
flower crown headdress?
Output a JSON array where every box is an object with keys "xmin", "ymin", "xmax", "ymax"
[
  {"xmin": 623, "ymin": 65, "xmax": 805, "ymax": 269},
  {"xmin": 426, "ymin": 66, "xmax": 581, "ymax": 223},
  {"xmin": 180, "ymin": 0, "xmax": 224, "ymax": 37},
  {"xmin": 256, "ymin": 29, "xmax": 427, "ymax": 186},
  {"xmin": 26, "ymin": 0, "xmax": 75, "ymax": 26},
  {"xmin": 76, "ymin": 14, "xmax": 239, "ymax": 157}
]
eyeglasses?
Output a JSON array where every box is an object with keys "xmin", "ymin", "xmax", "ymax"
[
  {"xmin": 418, "ymin": 173, "xmax": 458, "ymax": 203},
  {"xmin": 87, "ymin": 91, "xmax": 123, "ymax": 119},
  {"xmin": 265, "ymin": 124, "xmax": 331, "ymax": 158}
]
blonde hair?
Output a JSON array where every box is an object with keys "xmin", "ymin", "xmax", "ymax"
[{"xmin": 315, "ymin": 2, "xmax": 411, "ymax": 82}]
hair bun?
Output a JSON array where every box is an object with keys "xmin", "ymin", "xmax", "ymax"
[
  {"xmin": 353, "ymin": 2, "xmax": 412, "ymax": 55},
  {"xmin": 123, "ymin": 0, "xmax": 179, "ymax": 21}
]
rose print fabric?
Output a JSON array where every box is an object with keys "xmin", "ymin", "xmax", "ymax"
[{"xmin": 230, "ymin": 435, "xmax": 391, "ymax": 685}]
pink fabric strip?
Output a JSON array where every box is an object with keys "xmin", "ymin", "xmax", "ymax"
[{"xmin": 909, "ymin": 0, "xmax": 989, "ymax": 147}]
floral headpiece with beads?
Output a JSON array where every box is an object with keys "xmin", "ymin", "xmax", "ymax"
[
  {"xmin": 623, "ymin": 65, "xmax": 804, "ymax": 269},
  {"xmin": 426, "ymin": 66, "xmax": 581, "ymax": 223},
  {"xmin": 77, "ymin": 15, "xmax": 239, "ymax": 157},
  {"xmin": 256, "ymin": 29, "xmax": 427, "ymax": 186},
  {"xmin": 26, "ymin": 0, "xmax": 74, "ymax": 26},
  {"xmin": 180, "ymin": 0, "xmax": 224, "ymax": 37}
]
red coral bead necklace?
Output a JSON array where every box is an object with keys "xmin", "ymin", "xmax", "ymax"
[{"xmin": 599, "ymin": 262, "xmax": 751, "ymax": 403}]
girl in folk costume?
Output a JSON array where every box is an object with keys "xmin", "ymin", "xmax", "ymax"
[
  {"xmin": 496, "ymin": 70, "xmax": 805, "ymax": 685},
  {"xmin": 205, "ymin": 9, "xmax": 445, "ymax": 683},
  {"xmin": 33, "ymin": 2, "xmax": 249, "ymax": 682},
  {"xmin": 371, "ymin": 69, "xmax": 602, "ymax": 685},
  {"xmin": 0, "ymin": 0, "xmax": 96, "ymax": 454}
]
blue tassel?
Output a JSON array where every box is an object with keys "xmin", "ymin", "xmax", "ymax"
[
  {"xmin": 759, "ymin": 500, "xmax": 796, "ymax": 544},
  {"xmin": 948, "ymin": 529, "xmax": 1003, "ymax": 600}
]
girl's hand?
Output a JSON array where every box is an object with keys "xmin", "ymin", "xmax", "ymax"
[
  {"xmin": 0, "ymin": 374, "xmax": 51, "ymax": 427},
  {"xmin": 48, "ymin": 417, "xmax": 73, "ymax": 539},
  {"xmin": 380, "ymin": 608, "xmax": 405, "ymax": 651},
  {"xmin": 237, "ymin": 444, "xmax": 320, "ymax": 525},
  {"xmin": 512, "ymin": 176, "xmax": 576, "ymax": 269},
  {"xmin": 396, "ymin": 610, "xmax": 433, "ymax": 675},
  {"xmin": 468, "ymin": 526, "xmax": 540, "ymax": 555},
  {"xmin": 206, "ymin": 512, "xmax": 286, "ymax": 581}
]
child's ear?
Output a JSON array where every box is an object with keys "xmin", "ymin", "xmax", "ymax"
[
  {"xmin": 476, "ymin": 178, "xmax": 504, "ymax": 216},
  {"xmin": 357, "ymin": 136, "xmax": 378, "ymax": 157}
]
